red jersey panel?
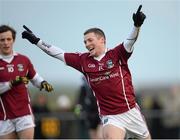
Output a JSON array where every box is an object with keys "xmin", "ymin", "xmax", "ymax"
[
  {"xmin": 65, "ymin": 44, "xmax": 136, "ymax": 115},
  {"xmin": 0, "ymin": 53, "xmax": 36, "ymax": 120}
]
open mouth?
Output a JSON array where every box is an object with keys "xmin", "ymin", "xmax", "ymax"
[
  {"xmin": 88, "ymin": 48, "xmax": 95, "ymax": 57},
  {"xmin": 89, "ymin": 48, "xmax": 94, "ymax": 51}
]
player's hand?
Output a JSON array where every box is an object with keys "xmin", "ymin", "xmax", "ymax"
[
  {"xmin": 22, "ymin": 25, "xmax": 40, "ymax": 44},
  {"xmin": 10, "ymin": 76, "xmax": 29, "ymax": 86},
  {"xmin": 40, "ymin": 81, "xmax": 53, "ymax": 92},
  {"xmin": 133, "ymin": 5, "xmax": 146, "ymax": 27}
]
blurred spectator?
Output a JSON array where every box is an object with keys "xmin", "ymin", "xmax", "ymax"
[
  {"xmin": 74, "ymin": 76, "xmax": 103, "ymax": 139},
  {"xmin": 162, "ymin": 85, "xmax": 180, "ymax": 138},
  {"xmin": 150, "ymin": 98, "xmax": 164, "ymax": 138},
  {"xmin": 32, "ymin": 94, "xmax": 50, "ymax": 139},
  {"xmin": 33, "ymin": 94, "xmax": 49, "ymax": 113},
  {"xmin": 56, "ymin": 94, "xmax": 72, "ymax": 112},
  {"xmin": 56, "ymin": 94, "xmax": 73, "ymax": 138}
]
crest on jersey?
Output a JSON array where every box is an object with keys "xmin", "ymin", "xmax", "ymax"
[
  {"xmin": 106, "ymin": 59, "xmax": 114, "ymax": 69},
  {"xmin": 17, "ymin": 64, "xmax": 24, "ymax": 71}
]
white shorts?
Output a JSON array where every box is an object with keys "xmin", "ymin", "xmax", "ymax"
[
  {"xmin": 101, "ymin": 105, "xmax": 150, "ymax": 139},
  {"xmin": 0, "ymin": 115, "xmax": 35, "ymax": 136}
]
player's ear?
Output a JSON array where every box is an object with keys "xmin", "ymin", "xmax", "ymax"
[
  {"xmin": 100, "ymin": 37, "xmax": 105, "ymax": 44},
  {"xmin": 103, "ymin": 37, "xmax": 106, "ymax": 44}
]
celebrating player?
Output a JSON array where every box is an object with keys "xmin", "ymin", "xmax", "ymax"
[
  {"xmin": 0, "ymin": 25, "xmax": 53, "ymax": 139},
  {"xmin": 22, "ymin": 5, "xmax": 151, "ymax": 139}
]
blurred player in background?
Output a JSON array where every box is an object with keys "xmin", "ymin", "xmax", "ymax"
[
  {"xmin": 74, "ymin": 76, "xmax": 103, "ymax": 139},
  {"xmin": 22, "ymin": 5, "xmax": 151, "ymax": 139},
  {"xmin": 0, "ymin": 25, "xmax": 53, "ymax": 139}
]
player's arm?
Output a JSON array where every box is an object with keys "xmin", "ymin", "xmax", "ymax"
[
  {"xmin": 124, "ymin": 5, "xmax": 146, "ymax": 53},
  {"xmin": 0, "ymin": 82, "xmax": 11, "ymax": 94},
  {"xmin": 124, "ymin": 27, "xmax": 140, "ymax": 53},
  {"xmin": 22, "ymin": 25, "xmax": 65, "ymax": 62},
  {"xmin": 30, "ymin": 73, "xmax": 53, "ymax": 92}
]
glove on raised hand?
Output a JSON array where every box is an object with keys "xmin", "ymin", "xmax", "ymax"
[
  {"xmin": 22, "ymin": 25, "xmax": 40, "ymax": 44},
  {"xmin": 133, "ymin": 5, "xmax": 146, "ymax": 27},
  {"xmin": 10, "ymin": 76, "xmax": 29, "ymax": 86},
  {"xmin": 40, "ymin": 81, "xmax": 53, "ymax": 92}
]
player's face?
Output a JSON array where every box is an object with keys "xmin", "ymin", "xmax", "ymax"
[
  {"xmin": 0, "ymin": 31, "xmax": 14, "ymax": 55},
  {"xmin": 84, "ymin": 32, "xmax": 105, "ymax": 57}
]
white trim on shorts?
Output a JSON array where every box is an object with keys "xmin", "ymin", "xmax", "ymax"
[
  {"xmin": 101, "ymin": 105, "xmax": 150, "ymax": 139},
  {"xmin": 0, "ymin": 114, "xmax": 35, "ymax": 136}
]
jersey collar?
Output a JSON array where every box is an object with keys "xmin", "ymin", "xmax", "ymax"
[
  {"xmin": 94, "ymin": 47, "xmax": 108, "ymax": 61},
  {"xmin": 0, "ymin": 51, "xmax": 18, "ymax": 58},
  {"xmin": 0, "ymin": 51, "xmax": 18, "ymax": 63}
]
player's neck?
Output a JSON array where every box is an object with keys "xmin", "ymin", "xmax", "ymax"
[
  {"xmin": 94, "ymin": 47, "xmax": 107, "ymax": 61},
  {"xmin": 0, "ymin": 51, "xmax": 15, "ymax": 63}
]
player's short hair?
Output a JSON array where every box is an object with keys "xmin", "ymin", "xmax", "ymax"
[
  {"xmin": 0, "ymin": 25, "xmax": 16, "ymax": 40},
  {"xmin": 84, "ymin": 27, "xmax": 106, "ymax": 41}
]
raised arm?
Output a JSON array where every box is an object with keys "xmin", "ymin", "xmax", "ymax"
[
  {"xmin": 22, "ymin": 25, "xmax": 65, "ymax": 62},
  {"xmin": 30, "ymin": 73, "xmax": 53, "ymax": 92},
  {"xmin": 124, "ymin": 5, "xmax": 146, "ymax": 53}
]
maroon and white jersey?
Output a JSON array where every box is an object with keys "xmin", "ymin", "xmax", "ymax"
[
  {"xmin": 0, "ymin": 53, "xmax": 36, "ymax": 120},
  {"xmin": 65, "ymin": 44, "xmax": 136, "ymax": 115}
]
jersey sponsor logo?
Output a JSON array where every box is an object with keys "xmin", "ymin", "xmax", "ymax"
[
  {"xmin": 6, "ymin": 64, "xmax": 14, "ymax": 72},
  {"xmin": 103, "ymin": 71, "xmax": 111, "ymax": 79},
  {"xmin": 88, "ymin": 63, "xmax": 95, "ymax": 68},
  {"xmin": 106, "ymin": 59, "xmax": 114, "ymax": 69},
  {"xmin": 90, "ymin": 72, "xmax": 119, "ymax": 83},
  {"xmin": 17, "ymin": 64, "xmax": 24, "ymax": 71},
  {"xmin": 104, "ymin": 71, "xmax": 111, "ymax": 76}
]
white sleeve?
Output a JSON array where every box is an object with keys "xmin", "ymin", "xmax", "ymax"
[
  {"xmin": 124, "ymin": 26, "xmax": 140, "ymax": 53},
  {"xmin": 37, "ymin": 40, "xmax": 65, "ymax": 62},
  {"xmin": 0, "ymin": 82, "xmax": 11, "ymax": 94},
  {"xmin": 30, "ymin": 73, "xmax": 44, "ymax": 88}
]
